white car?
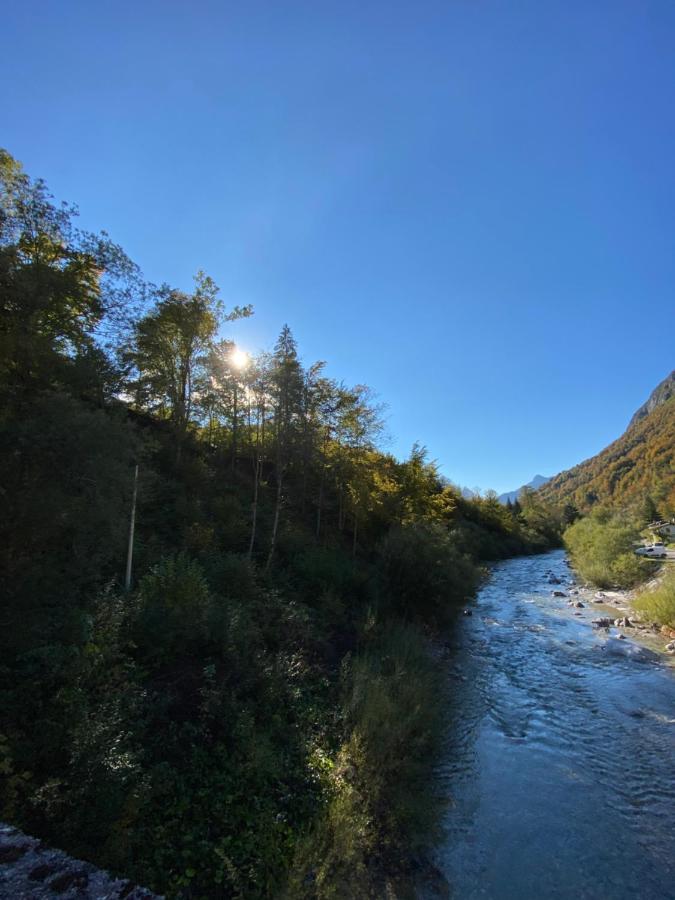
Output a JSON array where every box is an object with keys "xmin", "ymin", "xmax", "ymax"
[{"xmin": 635, "ymin": 542, "xmax": 667, "ymax": 559}]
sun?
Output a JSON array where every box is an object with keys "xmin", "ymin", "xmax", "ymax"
[{"xmin": 230, "ymin": 347, "xmax": 249, "ymax": 370}]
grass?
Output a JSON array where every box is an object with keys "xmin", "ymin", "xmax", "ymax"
[
  {"xmin": 633, "ymin": 569, "xmax": 675, "ymax": 628},
  {"xmin": 286, "ymin": 622, "xmax": 446, "ymax": 898}
]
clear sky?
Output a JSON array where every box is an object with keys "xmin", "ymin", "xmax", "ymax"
[{"xmin": 3, "ymin": 1, "xmax": 674, "ymax": 493}]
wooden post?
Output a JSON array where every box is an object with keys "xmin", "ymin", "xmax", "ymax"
[{"xmin": 125, "ymin": 464, "xmax": 139, "ymax": 591}]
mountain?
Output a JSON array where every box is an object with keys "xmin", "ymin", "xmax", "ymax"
[
  {"xmin": 539, "ymin": 371, "xmax": 675, "ymax": 515},
  {"xmin": 628, "ymin": 369, "xmax": 675, "ymax": 429},
  {"xmin": 498, "ymin": 474, "xmax": 550, "ymax": 505}
]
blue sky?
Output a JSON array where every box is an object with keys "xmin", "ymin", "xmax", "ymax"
[{"xmin": 3, "ymin": 0, "xmax": 674, "ymax": 493}]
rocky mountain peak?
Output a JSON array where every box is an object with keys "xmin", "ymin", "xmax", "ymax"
[{"xmin": 629, "ymin": 370, "xmax": 675, "ymax": 429}]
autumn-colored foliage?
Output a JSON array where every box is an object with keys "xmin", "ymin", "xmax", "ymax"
[{"xmin": 540, "ymin": 398, "xmax": 675, "ymax": 517}]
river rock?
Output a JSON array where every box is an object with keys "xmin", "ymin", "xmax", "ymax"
[
  {"xmin": 552, "ymin": 590, "xmax": 567, "ymax": 597},
  {"xmin": 574, "ymin": 601, "xmax": 585, "ymax": 608},
  {"xmin": 548, "ymin": 576, "xmax": 562, "ymax": 584},
  {"xmin": 614, "ymin": 616, "xmax": 633, "ymax": 627},
  {"xmin": 666, "ymin": 641, "xmax": 675, "ymax": 653},
  {"xmin": 0, "ymin": 823, "xmax": 160, "ymax": 899},
  {"xmin": 592, "ymin": 617, "xmax": 612, "ymax": 628},
  {"xmin": 602, "ymin": 638, "xmax": 659, "ymax": 662}
]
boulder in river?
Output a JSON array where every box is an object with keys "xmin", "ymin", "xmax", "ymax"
[
  {"xmin": 592, "ymin": 617, "xmax": 612, "ymax": 629},
  {"xmin": 552, "ymin": 590, "xmax": 567, "ymax": 597},
  {"xmin": 614, "ymin": 616, "xmax": 633, "ymax": 628},
  {"xmin": 548, "ymin": 576, "xmax": 562, "ymax": 584},
  {"xmin": 603, "ymin": 638, "xmax": 659, "ymax": 662},
  {"xmin": 574, "ymin": 601, "xmax": 584, "ymax": 608}
]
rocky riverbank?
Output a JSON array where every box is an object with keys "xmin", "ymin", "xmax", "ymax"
[
  {"xmin": 0, "ymin": 823, "xmax": 160, "ymax": 899},
  {"xmin": 551, "ymin": 564, "xmax": 675, "ymax": 657}
]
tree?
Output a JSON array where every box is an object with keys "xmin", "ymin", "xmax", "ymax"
[
  {"xmin": 246, "ymin": 352, "xmax": 273, "ymax": 558},
  {"xmin": 335, "ymin": 385, "xmax": 384, "ymax": 554},
  {"xmin": 265, "ymin": 325, "xmax": 303, "ymax": 570},
  {"xmin": 639, "ymin": 495, "xmax": 660, "ymax": 526},
  {"xmin": 127, "ymin": 273, "xmax": 251, "ymax": 459},
  {"xmin": 562, "ymin": 502, "xmax": 580, "ymax": 526},
  {"xmin": 200, "ymin": 339, "xmax": 250, "ymax": 467},
  {"xmin": 311, "ymin": 374, "xmax": 344, "ymax": 539},
  {"xmin": 0, "ymin": 149, "xmax": 139, "ymax": 398}
]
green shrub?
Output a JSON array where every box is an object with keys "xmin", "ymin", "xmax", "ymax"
[
  {"xmin": 375, "ymin": 523, "xmax": 480, "ymax": 623},
  {"xmin": 289, "ymin": 623, "xmax": 445, "ymax": 897},
  {"xmin": 290, "ymin": 546, "xmax": 361, "ymax": 604},
  {"xmin": 564, "ymin": 513, "xmax": 650, "ymax": 588},
  {"xmin": 133, "ymin": 554, "xmax": 211, "ymax": 662},
  {"xmin": 346, "ymin": 624, "xmax": 445, "ymax": 847},
  {"xmin": 633, "ymin": 570, "xmax": 675, "ymax": 627}
]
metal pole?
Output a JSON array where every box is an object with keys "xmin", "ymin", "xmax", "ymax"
[{"xmin": 125, "ymin": 463, "xmax": 139, "ymax": 591}]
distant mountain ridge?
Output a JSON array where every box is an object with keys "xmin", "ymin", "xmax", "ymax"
[
  {"xmin": 539, "ymin": 370, "xmax": 675, "ymax": 514},
  {"xmin": 498, "ymin": 474, "xmax": 550, "ymax": 505}
]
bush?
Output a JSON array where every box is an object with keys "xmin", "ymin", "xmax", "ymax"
[
  {"xmin": 633, "ymin": 570, "xmax": 675, "ymax": 628},
  {"xmin": 345, "ymin": 624, "xmax": 445, "ymax": 847},
  {"xmin": 375, "ymin": 523, "xmax": 480, "ymax": 623},
  {"xmin": 564, "ymin": 513, "xmax": 650, "ymax": 588},
  {"xmin": 288, "ymin": 546, "xmax": 362, "ymax": 605},
  {"xmin": 133, "ymin": 554, "xmax": 211, "ymax": 662},
  {"xmin": 289, "ymin": 623, "xmax": 445, "ymax": 897}
]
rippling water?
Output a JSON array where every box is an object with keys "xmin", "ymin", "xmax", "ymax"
[{"xmin": 434, "ymin": 550, "xmax": 675, "ymax": 900}]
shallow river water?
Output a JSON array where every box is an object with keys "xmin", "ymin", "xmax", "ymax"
[{"xmin": 434, "ymin": 550, "xmax": 675, "ymax": 900}]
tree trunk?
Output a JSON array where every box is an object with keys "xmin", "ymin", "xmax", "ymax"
[
  {"xmin": 265, "ymin": 469, "xmax": 283, "ymax": 572},
  {"xmin": 125, "ymin": 464, "xmax": 139, "ymax": 590},
  {"xmin": 248, "ymin": 455, "xmax": 261, "ymax": 560},
  {"xmin": 231, "ymin": 381, "xmax": 238, "ymax": 473},
  {"xmin": 316, "ymin": 466, "xmax": 325, "ymax": 540},
  {"xmin": 352, "ymin": 512, "xmax": 358, "ymax": 558}
]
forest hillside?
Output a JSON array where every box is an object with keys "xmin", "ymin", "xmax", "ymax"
[
  {"xmin": 0, "ymin": 149, "xmax": 562, "ymax": 898},
  {"xmin": 539, "ymin": 377, "xmax": 675, "ymax": 519}
]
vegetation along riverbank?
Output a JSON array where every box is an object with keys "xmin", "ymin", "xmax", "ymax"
[{"xmin": 0, "ymin": 150, "xmax": 565, "ymax": 898}]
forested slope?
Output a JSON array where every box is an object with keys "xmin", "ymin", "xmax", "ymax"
[
  {"xmin": 540, "ymin": 393, "xmax": 675, "ymax": 517},
  {"xmin": 0, "ymin": 149, "xmax": 561, "ymax": 898}
]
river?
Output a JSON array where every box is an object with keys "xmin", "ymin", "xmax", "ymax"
[{"xmin": 433, "ymin": 549, "xmax": 675, "ymax": 899}]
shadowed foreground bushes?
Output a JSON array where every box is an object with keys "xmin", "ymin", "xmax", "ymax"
[
  {"xmin": 287, "ymin": 623, "xmax": 445, "ymax": 898},
  {"xmin": 375, "ymin": 523, "xmax": 481, "ymax": 624},
  {"xmin": 0, "ymin": 148, "xmax": 563, "ymax": 898}
]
